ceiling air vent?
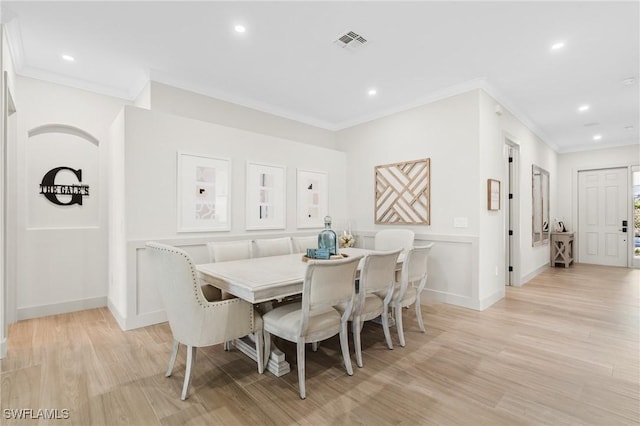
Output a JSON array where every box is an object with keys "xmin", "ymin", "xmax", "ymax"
[{"xmin": 334, "ymin": 30, "xmax": 368, "ymax": 50}]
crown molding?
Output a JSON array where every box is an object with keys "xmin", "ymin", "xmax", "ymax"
[{"xmin": 149, "ymin": 70, "xmax": 337, "ymax": 131}]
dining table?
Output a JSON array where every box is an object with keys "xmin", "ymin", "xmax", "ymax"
[{"xmin": 196, "ymin": 247, "xmax": 405, "ymax": 376}]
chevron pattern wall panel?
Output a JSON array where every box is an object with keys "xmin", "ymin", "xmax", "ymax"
[{"xmin": 375, "ymin": 158, "xmax": 430, "ymax": 225}]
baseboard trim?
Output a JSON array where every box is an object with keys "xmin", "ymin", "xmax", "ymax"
[
  {"xmin": 108, "ymin": 297, "xmax": 167, "ymax": 331},
  {"xmin": 479, "ymin": 288, "xmax": 505, "ymax": 310},
  {"xmin": 107, "ymin": 298, "xmax": 126, "ymax": 330},
  {"xmin": 423, "ymin": 289, "xmax": 481, "ymax": 310},
  {"xmin": 17, "ymin": 296, "xmax": 107, "ymax": 321},
  {"xmin": 520, "ymin": 264, "xmax": 550, "ymax": 286},
  {"xmin": 123, "ymin": 311, "xmax": 167, "ymax": 331}
]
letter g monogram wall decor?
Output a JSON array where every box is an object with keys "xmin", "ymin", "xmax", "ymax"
[{"xmin": 39, "ymin": 167, "xmax": 90, "ymax": 206}]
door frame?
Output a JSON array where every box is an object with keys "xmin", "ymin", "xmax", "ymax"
[
  {"xmin": 504, "ymin": 135, "xmax": 521, "ymax": 286},
  {"xmin": 574, "ymin": 165, "xmax": 633, "ymax": 267},
  {"xmin": 630, "ymin": 165, "xmax": 639, "ymax": 269}
]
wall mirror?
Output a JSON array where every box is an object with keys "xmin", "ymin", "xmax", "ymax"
[{"xmin": 532, "ymin": 164, "xmax": 550, "ymax": 246}]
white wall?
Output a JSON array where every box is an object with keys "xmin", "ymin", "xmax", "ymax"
[
  {"xmin": 14, "ymin": 76, "xmax": 129, "ymax": 319},
  {"xmin": 336, "ymin": 91, "xmax": 484, "ymax": 309},
  {"xmin": 478, "ymin": 90, "xmax": 558, "ymax": 288},
  {"xmin": 149, "ymin": 82, "xmax": 337, "ymax": 150},
  {"xmin": 1, "ymin": 25, "xmax": 18, "ymax": 358},
  {"xmin": 110, "ymin": 106, "xmax": 348, "ymax": 329}
]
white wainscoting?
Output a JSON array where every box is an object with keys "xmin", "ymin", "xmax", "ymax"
[
  {"xmin": 113, "ymin": 232, "xmax": 319, "ymax": 330},
  {"xmin": 115, "ymin": 231, "xmax": 484, "ymax": 330},
  {"xmin": 357, "ymin": 231, "xmax": 481, "ymax": 310}
]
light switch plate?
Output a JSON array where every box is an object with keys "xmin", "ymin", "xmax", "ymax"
[{"xmin": 454, "ymin": 217, "xmax": 468, "ymax": 228}]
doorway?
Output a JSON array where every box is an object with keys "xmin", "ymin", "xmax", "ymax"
[
  {"xmin": 578, "ymin": 168, "xmax": 629, "ymax": 267},
  {"xmin": 505, "ymin": 139, "xmax": 520, "ymax": 286}
]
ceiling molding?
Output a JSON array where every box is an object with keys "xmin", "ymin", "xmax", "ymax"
[
  {"xmin": 555, "ymin": 139, "xmax": 640, "ymax": 154},
  {"xmin": 149, "ymin": 70, "xmax": 337, "ymax": 131}
]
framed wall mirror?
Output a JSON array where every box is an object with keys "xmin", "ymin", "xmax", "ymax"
[{"xmin": 532, "ymin": 164, "xmax": 550, "ymax": 246}]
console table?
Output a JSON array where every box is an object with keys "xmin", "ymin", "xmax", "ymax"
[{"xmin": 550, "ymin": 232, "xmax": 574, "ymax": 268}]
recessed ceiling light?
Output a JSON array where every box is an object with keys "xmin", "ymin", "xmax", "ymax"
[
  {"xmin": 624, "ymin": 125, "xmax": 634, "ymax": 130},
  {"xmin": 62, "ymin": 54, "xmax": 75, "ymax": 62},
  {"xmin": 367, "ymin": 88, "xmax": 377, "ymax": 96},
  {"xmin": 593, "ymin": 134, "xmax": 602, "ymax": 141},
  {"xmin": 578, "ymin": 104, "xmax": 590, "ymax": 112},
  {"xmin": 550, "ymin": 41, "xmax": 565, "ymax": 51},
  {"xmin": 234, "ymin": 25, "xmax": 246, "ymax": 33},
  {"xmin": 622, "ymin": 77, "xmax": 636, "ymax": 86}
]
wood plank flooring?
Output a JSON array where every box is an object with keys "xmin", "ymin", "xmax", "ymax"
[{"xmin": 2, "ymin": 264, "xmax": 638, "ymax": 425}]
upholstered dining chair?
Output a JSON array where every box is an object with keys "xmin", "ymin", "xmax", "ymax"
[
  {"xmin": 335, "ymin": 249, "xmax": 402, "ymax": 367},
  {"xmin": 374, "ymin": 229, "xmax": 415, "ymax": 252},
  {"xmin": 253, "ymin": 237, "xmax": 293, "ymax": 257},
  {"xmin": 292, "ymin": 235, "xmax": 318, "ymax": 254},
  {"xmin": 145, "ymin": 242, "xmax": 264, "ymax": 400},
  {"xmin": 262, "ymin": 255, "xmax": 362, "ymax": 399},
  {"xmin": 206, "ymin": 239, "xmax": 253, "ymax": 263},
  {"xmin": 388, "ymin": 244, "xmax": 434, "ymax": 347}
]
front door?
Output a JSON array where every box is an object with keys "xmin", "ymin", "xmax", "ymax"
[{"xmin": 578, "ymin": 168, "xmax": 628, "ymax": 267}]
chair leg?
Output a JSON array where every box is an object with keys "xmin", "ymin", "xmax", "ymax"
[
  {"xmin": 224, "ymin": 341, "xmax": 231, "ymax": 351},
  {"xmin": 353, "ymin": 317, "xmax": 363, "ymax": 368},
  {"xmin": 263, "ymin": 331, "xmax": 272, "ymax": 369},
  {"xmin": 395, "ymin": 305, "xmax": 406, "ymax": 347},
  {"xmin": 254, "ymin": 331, "xmax": 265, "ymax": 374},
  {"xmin": 311, "ymin": 342, "xmax": 319, "ymax": 352},
  {"xmin": 381, "ymin": 307, "xmax": 394, "ymax": 350},
  {"xmin": 415, "ymin": 301, "xmax": 426, "ymax": 333},
  {"xmin": 297, "ymin": 338, "xmax": 306, "ymax": 399},
  {"xmin": 181, "ymin": 346, "xmax": 197, "ymax": 400},
  {"xmin": 166, "ymin": 339, "xmax": 179, "ymax": 377},
  {"xmin": 339, "ymin": 320, "xmax": 354, "ymax": 376}
]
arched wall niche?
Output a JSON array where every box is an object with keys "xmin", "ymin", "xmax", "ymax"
[{"xmin": 28, "ymin": 123, "xmax": 99, "ymax": 146}]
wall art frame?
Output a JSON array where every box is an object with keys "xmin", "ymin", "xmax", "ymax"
[
  {"xmin": 375, "ymin": 158, "xmax": 430, "ymax": 225},
  {"xmin": 245, "ymin": 161, "xmax": 286, "ymax": 230},
  {"xmin": 177, "ymin": 151, "xmax": 230, "ymax": 232},
  {"xmin": 487, "ymin": 178, "xmax": 501, "ymax": 211},
  {"xmin": 296, "ymin": 169, "xmax": 328, "ymax": 229}
]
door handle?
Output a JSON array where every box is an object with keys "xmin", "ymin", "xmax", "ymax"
[{"xmin": 618, "ymin": 227, "xmax": 627, "ymax": 233}]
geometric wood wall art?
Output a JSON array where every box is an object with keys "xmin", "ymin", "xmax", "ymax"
[{"xmin": 375, "ymin": 158, "xmax": 430, "ymax": 225}]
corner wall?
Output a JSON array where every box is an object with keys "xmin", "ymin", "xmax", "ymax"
[
  {"xmin": 478, "ymin": 89, "xmax": 557, "ymax": 289},
  {"xmin": 336, "ymin": 91, "xmax": 483, "ymax": 309}
]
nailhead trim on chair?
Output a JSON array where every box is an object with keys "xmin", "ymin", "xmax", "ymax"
[{"xmin": 147, "ymin": 243, "xmax": 255, "ymax": 324}]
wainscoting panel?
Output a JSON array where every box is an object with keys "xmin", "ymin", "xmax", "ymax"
[{"xmin": 358, "ymin": 231, "xmax": 480, "ymax": 310}]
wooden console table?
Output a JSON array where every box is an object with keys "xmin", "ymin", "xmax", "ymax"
[{"xmin": 550, "ymin": 232, "xmax": 574, "ymax": 267}]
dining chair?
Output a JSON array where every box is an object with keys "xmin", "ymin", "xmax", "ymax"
[
  {"xmin": 389, "ymin": 244, "xmax": 434, "ymax": 347},
  {"xmin": 262, "ymin": 255, "xmax": 362, "ymax": 399},
  {"xmin": 292, "ymin": 235, "xmax": 318, "ymax": 253},
  {"xmin": 253, "ymin": 237, "xmax": 293, "ymax": 257},
  {"xmin": 335, "ymin": 249, "xmax": 401, "ymax": 367},
  {"xmin": 206, "ymin": 239, "xmax": 253, "ymax": 262},
  {"xmin": 145, "ymin": 242, "xmax": 264, "ymax": 400},
  {"xmin": 374, "ymin": 229, "xmax": 415, "ymax": 252}
]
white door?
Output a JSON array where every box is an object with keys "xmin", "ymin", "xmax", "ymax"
[{"xmin": 578, "ymin": 168, "xmax": 628, "ymax": 266}]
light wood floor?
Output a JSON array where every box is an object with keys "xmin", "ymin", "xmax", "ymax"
[{"xmin": 2, "ymin": 264, "xmax": 638, "ymax": 425}]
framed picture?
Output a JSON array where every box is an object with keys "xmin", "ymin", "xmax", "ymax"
[
  {"xmin": 487, "ymin": 178, "xmax": 500, "ymax": 211},
  {"xmin": 296, "ymin": 169, "xmax": 328, "ymax": 229},
  {"xmin": 177, "ymin": 152, "xmax": 230, "ymax": 232},
  {"xmin": 246, "ymin": 162, "xmax": 286, "ymax": 230},
  {"xmin": 375, "ymin": 158, "xmax": 430, "ymax": 224}
]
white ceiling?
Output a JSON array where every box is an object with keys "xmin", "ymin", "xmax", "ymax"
[{"xmin": 1, "ymin": 1, "xmax": 638, "ymax": 153}]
